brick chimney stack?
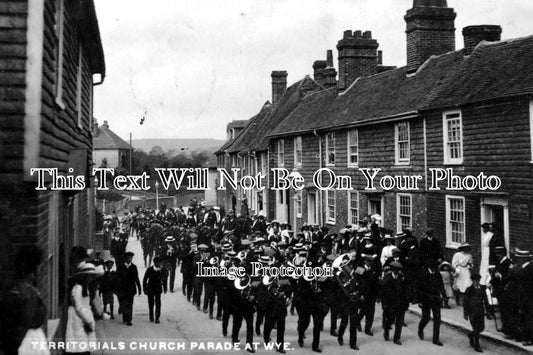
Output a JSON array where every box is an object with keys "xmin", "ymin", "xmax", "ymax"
[
  {"xmin": 337, "ymin": 30, "xmax": 379, "ymax": 90},
  {"xmin": 323, "ymin": 50, "xmax": 337, "ymax": 88},
  {"xmin": 271, "ymin": 71, "xmax": 288, "ymax": 106},
  {"xmin": 103, "ymin": 120, "xmax": 109, "ymax": 128},
  {"xmin": 312, "ymin": 60, "xmax": 327, "ymax": 87},
  {"xmin": 463, "ymin": 25, "xmax": 502, "ymax": 55},
  {"xmin": 405, "ymin": 0, "xmax": 456, "ymax": 74}
]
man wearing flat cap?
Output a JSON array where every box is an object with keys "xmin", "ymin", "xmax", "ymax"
[
  {"xmin": 381, "ymin": 261, "xmax": 410, "ymax": 345},
  {"xmin": 116, "ymin": 252, "xmax": 142, "ymax": 326},
  {"xmin": 417, "ymin": 258, "xmax": 446, "ymax": 346}
]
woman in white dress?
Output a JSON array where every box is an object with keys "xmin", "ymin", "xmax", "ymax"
[
  {"xmin": 65, "ymin": 262, "xmax": 102, "ymax": 355},
  {"xmin": 451, "ymin": 243, "xmax": 473, "ymax": 306},
  {"xmin": 380, "ymin": 235, "xmax": 396, "ymax": 266},
  {"xmin": 479, "ymin": 223, "xmax": 494, "ymax": 286}
]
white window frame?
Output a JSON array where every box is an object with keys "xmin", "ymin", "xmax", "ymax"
[
  {"xmin": 530, "ymin": 101, "xmax": 533, "ymax": 162},
  {"xmin": 54, "ymin": 0, "xmax": 65, "ymax": 109},
  {"xmin": 348, "ymin": 191, "xmax": 359, "ymax": 225},
  {"xmin": 278, "ymin": 139, "xmax": 285, "ymax": 167},
  {"xmin": 395, "ymin": 121, "xmax": 410, "ymax": 165},
  {"xmin": 76, "ymin": 45, "xmax": 83, "ymax": 129},
  {"xmin": 396, "ymin": 193, "xmax": 412, "ymax": 232},
  {"xmin": 325, "ymin": 132, "xmax": 335, "ymax": 166},
  {"xmin": 443, "ymin": 110, "xmax": 463, "ymax": 165},
  {"xmin": 347, "ymin": 129, "xmax": 359, "ymax": 167},
  {"xmin": 445, "ymin": 195, "xmax": 466, "ymax": 247},
  {"xmin": 295, "ymin": 190, "xmax": 302, "ymax": 218},
  {"xmin": 326, "ymin": 189, "xmax": 336, "ymax": 224},
  {"xmin": 294, "ymin": 136, "xmax": 302, "ymax": 167}
]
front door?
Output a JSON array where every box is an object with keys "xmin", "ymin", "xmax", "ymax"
[
  {"xmin": 368, "ymin": 195, "xmax": 384, "ymax": 225},
  {"xmin": 481, "ymin": 198, "xmax": 509, "ymax": 255},
  {"xmin": 276, "ymin": 190, "xmax": 289, "ymax": 223}
]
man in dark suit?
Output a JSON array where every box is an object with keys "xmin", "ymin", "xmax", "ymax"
[
  {"xmin": 358, "ymin": 255, "xmax": 380, "ymax": 336},
  {"xmin": 419, "ymin": 228, "xmax": 443, "ymax": 264},
  {"xmin": 418, "ymin": 258, "xmax": 446, "ymax": 346},
  {"xmin": 117, "ymin": 251, "xmax": 142, "ymax": 326},
  {"xmin": 143, "ymin": 256, "xmax": 168, "ymax": 323},
  {"xmin": 381, "ymin": 261, "xmax": 411, "ymax": 344}
]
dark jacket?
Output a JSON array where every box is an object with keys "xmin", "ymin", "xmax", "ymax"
[
  {"xmin": 419, "ymin": 237, "xmax": 443, "ymax": 263},
  {"xmin": 380, "ymin": 272, "xmax": 410, "ymax": 310},
  {"xmin": 418, "ymin": 268, "xmax": 446, "ymax": 307},
  {"xmin": 117, "ymin": 263, "xmax": 141, "ymax": 295},
  {"xmin": 464, "ymin": 285, "xmax": 489, "ymax": 332},
  {"xmin": 143, "ymin": 266, "xmax": 168, "ymax": 294}
]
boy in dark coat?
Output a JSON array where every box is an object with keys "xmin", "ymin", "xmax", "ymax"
[
  {"xmin": 100, "ymin": 260, "xmax": 116, "ymax": 319},
  {"xmin": 464, "ymin": 272, "xmax": 491, "ymax": 352},
  {"xmin": 143, "ymin": 256, "xmax": 168, "ymax": 323},
  {"xmin": 418, "ymin": 258, "xmax": 446, "ymax": 346}
]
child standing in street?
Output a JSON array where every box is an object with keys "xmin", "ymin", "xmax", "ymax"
[
  {"xmin": 100, "ymin": 260, "xmax": 116, "ymax": 319},
  {"xmin": 464, "ymin": 272, "xmax": 491, "ymax": 353},
  {"xmin": 439, "ymin": 261, "xmax": 454, "ymax": 309}
]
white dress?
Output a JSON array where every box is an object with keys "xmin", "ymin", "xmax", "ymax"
[
  {"xmin": 480, "ymin": 231, "xmax": 493, "ymax": 285},
  {"xmin": 65, "ymin": 284, "xmax": 96, "ymax": 351},
  {"xmin": 451, "ymin": 251, "xmax": 473, "ymax": 293},
  {"xmin": 380, "ymin": 245, "xmax": 395, "ymax": 265}
]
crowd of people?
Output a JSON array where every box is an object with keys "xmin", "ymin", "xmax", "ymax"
[
  {"xmin": 105, "ymin": 204, "xmax": 532, "ymax": 353},
  {"xmin": 2, "ymin": 203, "xmax": 532, "ymax": 355}
]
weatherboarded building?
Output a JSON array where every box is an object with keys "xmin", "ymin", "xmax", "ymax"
[
  {"xmin": 215, "ymin": 0, "xmax": 533, "ymax": 263},
  {"xmin": 0, "ymin": 0, "xmax": 105, "ymax": 339},
  {"xmin": 93, "ymin": 119, "xmax": 133, "ymax": 169}
]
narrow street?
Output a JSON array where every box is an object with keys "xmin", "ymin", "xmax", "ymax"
[{"xmin": 93, "ymin": 234, "xmax": 527, "ymax": 355}]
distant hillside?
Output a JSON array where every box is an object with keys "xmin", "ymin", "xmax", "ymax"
[{"xmin": 132, "ymin": 138, "xmax": 225, "ymax": 156}]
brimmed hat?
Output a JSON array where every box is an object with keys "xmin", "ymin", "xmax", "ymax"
[
  {"xmin": 75, "ymin": 262, "xmax": 104, "ymax": 276},
  {"xmin": 511, "ymin": 248, "xmax": 531, "ymax": 257},
  {"xmin": 383, "ymin": 235, "xmax": 395, "ymax": 241},
  {"xmin": 153, "ymin": 256, "xmax": 162, "ymax": 264},
  {"xmin": 259, "ymin": 256, "xmax": 272, "ymax": 264},
  {"xmin": 165, "ymin": 236, "xmax": 175, "ymax": 243},
  {"xmin": 227, "ymin": 251, "xmax": 238, "ymax": 258},
  {"xmin": 293, "ymin": 243, "xmax": 304, "ymax": 251},
  {"xmin": 480, "ymin": 223, "xmax": 491, "ymax": 229},
  {"xmin": 222, "ymin": 243, "xmax": 232, "ymax": 251},
  {"xmin": 124, "ymin": 251, "xmax": 134, "ymax": 257},
  {"xmin": 458, "ymin": 243, "xmax": 472, "ymax": 251},
  {"xmin": 425, "ymin": 228, "xmax": 434, "ymax": 235},
  {"xmin": 198, "ymin": 244, "xmax": 209, "ymax": 251},
  {"xmin": 439, "ymin": 261, "xmax": 451, "ymax": 270}
]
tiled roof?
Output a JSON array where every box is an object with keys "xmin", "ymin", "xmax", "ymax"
[
  {"xmin": 228, "ymin": 120, "xmax": 249, "ymax": 130},
  {"xmin": 428, "ymin": 35, "xmax": 533, "ymax": 109},
  {"xmin": 270, "ymin": 50, "xmax": 464, "ymax": 135},
  {"xmin": 93, "ymin": 124, "xmax": 133, "ymax": 150},
  {"xmin": 242, "ymin": 76, "xmax": 322, "ymax": 152},
  {"xmin": 227, "ymin": 102, "xmax": 272, "ymax": 154}
]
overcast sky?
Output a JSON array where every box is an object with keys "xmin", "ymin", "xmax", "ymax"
[{"xmin": 93, "ymin": 0, "xmax": 533, "ymax": 141}]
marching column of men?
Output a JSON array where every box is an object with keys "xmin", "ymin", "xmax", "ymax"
[{"xmin": 101, "ymin": 206, "xmax": 533, "ymax": 354}]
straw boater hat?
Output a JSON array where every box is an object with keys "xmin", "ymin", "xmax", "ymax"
[
  {"xmin": 75, "ymin": 262, "xmax": 104, "ymax": 276},
  {"xmin": 165, "ymin": 236, "xmax": 175, "ymax": 243}
]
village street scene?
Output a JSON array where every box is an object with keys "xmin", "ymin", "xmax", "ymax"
[{"xmin": 1, "ymin": 0, "xmax": 533, "ymax": 355}]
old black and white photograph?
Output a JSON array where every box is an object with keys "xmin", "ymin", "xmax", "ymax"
[{"xmin": 1, "ymin": 0, "xmax": 533, "ymax": 354}]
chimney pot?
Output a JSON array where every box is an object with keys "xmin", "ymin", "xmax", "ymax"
[
  {"xmin": 378, "ymin": 50, "xmax": 383, "ymax": 65},
  {"xmin": 405, "ymin": 0, "xmax": 456, "ymax": 73},
  {"xmin": 271, "ymin": 70, "xmax": 288, "ymax": 106},
  {"xmin": 343, "ymin": 30, "xmax": 353, "ymax": 39},
  {"xmin": 103, "ymin": 120, "xmax": 109, "ymax": 128},
  {"xmin": 313, "ymin": 59, "xmax": 327, "ymax": 86},
  {"xmin": 337, "ymin": 29, "xmax": 379, "ymax": 90},
  {"xmin": 326, "ymin": 49, "xmax": 334, "ymax": 67},
  {"xmin": 462, "ymin": 25, "xmax": 502, "ymax": 55}
]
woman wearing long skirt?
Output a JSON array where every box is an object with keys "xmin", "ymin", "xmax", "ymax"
[{"xmin": 452, "ymin": 243, "xmax": 473, "ymax": 306}]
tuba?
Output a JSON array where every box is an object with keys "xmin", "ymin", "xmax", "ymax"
[
  {"xmin": 208, "ymin": 256, "xmax": 220, "ymax": 266},
  {"xmin": 235, "ymin": 274, "xmax": 254, "ymax": 303},
  {"xmin": 332, "ymin": 253, "xmax": 362, "ymax": 302}
]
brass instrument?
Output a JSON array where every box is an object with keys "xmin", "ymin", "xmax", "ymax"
[
  {"xmin": 208, "ymin": 256, "xmax": 219, "ymax": 266},
  {"xmin": 263, "ymin": 275, "xmax": 291, "ymax": 306},
  {"xmin": 237, "ymin": 250, "xmax": 248, "ymax": 262},
  {"xmin": 332, "ymin": 253, "xmax": 362, "ymax": 302},
  {"xmin": 235, "ymin": 274, "xmax": 255, "ymax": 303}
]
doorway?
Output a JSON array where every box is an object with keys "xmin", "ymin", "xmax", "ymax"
[
  {"xmin": 481, "ymin": 197, "xmax": 509, "ymax": 256},
  {"xmin": 368, "ymin": 195, "xmax": 384, "ymax": 225},
  {"xmin": 307, "ymin": 191, "xmax": 317, "ymax": 225}
]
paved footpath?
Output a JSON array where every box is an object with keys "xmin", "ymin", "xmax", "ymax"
[{"xmin": 93, "ymin": 235, "xmax": 531, "ymax": 355}]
